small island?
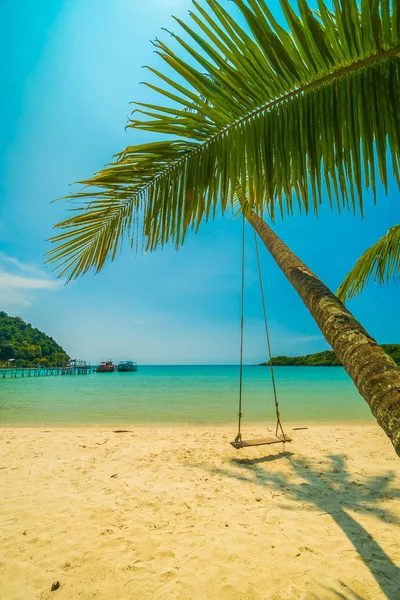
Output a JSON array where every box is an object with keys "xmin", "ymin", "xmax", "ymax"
[
  {"xmin": 260, "ymin": 345, "xmax": 400, "ymax": 367},
  {"xmin": 0, "ymin": 311, "xmax": 70, "ymax": 368}
]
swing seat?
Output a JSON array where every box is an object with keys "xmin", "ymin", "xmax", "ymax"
[{"xmin": 230, "ymin": 434, "xmax": 292, "ymax": 449}]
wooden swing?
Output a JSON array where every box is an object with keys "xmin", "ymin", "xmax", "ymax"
[{"xmin": 231, "ymin": 217, "xmax": 292, "ymax": 450}]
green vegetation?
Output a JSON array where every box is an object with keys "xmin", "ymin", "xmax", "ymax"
[
  {"xmin": 338, "ymin": 225, "xmax": 400, "ymax": 301},
  {"xmin": 0, "ymin": 312, "xmax": 70, "ymax": 367},
  {"xmin": 261, "ymin": 346, "xmax": 400, "ymax": 367},
  {"xmin": 47, "ymin": 0, "xmax": 399, "ymax": 279}
]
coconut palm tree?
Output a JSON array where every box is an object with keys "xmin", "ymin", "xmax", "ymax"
[
  {"xmin": 47, "ymin": 0, "xmax": 400, "ymax": 454},
  {"xmin": 338, "ymin": 224, "xmax": 400, "ymax": 300}
]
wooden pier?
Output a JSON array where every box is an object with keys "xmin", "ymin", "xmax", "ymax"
[{"xmin": 0, "ymin": 359, "xmax": 94, "ymax": 379}]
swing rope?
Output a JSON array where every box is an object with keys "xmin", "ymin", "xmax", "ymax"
[
  {"xmin": 234, "ymin": 218, "xmax": 288, "ymax": 445},
  {"xmin": 253, "ymin": 230, "xmax": 286, "ymax": 440},
  {"xmin": 235, "ymin": 214, "xmax": 246, "ymax": 444}
]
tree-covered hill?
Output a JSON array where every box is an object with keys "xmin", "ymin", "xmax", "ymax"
[
  {"xmin": 260, "ymin": 345, "xmax": 400, "ymax": 367},
  {"xmin": 0, "ymin": 312, "xmax": 70, "ymax": 367}
]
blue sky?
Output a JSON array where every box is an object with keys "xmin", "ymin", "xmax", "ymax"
[{"xmin": 0, "ymin": 0, "xmax": 399, "ymax": 365}]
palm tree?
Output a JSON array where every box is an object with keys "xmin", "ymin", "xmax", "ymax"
[
  {"xmin": 47, "ymin": 0, "xmax": 400, "ymax": 454},
  {"xmin": 338, "ymin": 224, "xmax": 400, "ymax": 300}
]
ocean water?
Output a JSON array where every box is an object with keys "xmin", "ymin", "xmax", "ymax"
[{"xmin": 0, "ymin": 366, "xmax": 373, "ymax": 425}]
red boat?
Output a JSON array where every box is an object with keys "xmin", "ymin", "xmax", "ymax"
[{"xmin": 96, "ymin": 361, "xmax": 115, "ymax": 373}]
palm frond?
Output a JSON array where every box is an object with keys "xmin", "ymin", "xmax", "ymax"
[
  {"xmin": 338, "ymin": 223, "xmax": 400, "ymax": 301},
  {"xmin": 48, "ymin": 0, "xmax": 400, "ymax": 280}
]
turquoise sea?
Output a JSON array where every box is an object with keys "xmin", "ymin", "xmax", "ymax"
[{"xmin": 0, "ymin": 366, "xmax": 373, "ymax": 425}]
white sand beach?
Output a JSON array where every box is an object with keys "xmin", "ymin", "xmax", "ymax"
[{"xmin": 1, "ymin": 424, "xmax": 399, "ymax": 600}]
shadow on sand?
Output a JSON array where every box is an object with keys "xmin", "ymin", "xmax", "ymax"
[{"xmin": 190, "ymin": 452, "xmax": 400, "ymax": 599}]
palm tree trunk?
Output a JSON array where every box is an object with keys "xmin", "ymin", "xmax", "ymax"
[{"xmin": 247, "ymin": 211, "xmax": 400, "ymax": 457}]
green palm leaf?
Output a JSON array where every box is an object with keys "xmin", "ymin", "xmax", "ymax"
[
  {"xmin": 338, "ymin": 223, "xmax": 400, "ymax": 301},
  {"xmin": 47, "ymin": 0, "xmax": 400, "ymax": 280}
]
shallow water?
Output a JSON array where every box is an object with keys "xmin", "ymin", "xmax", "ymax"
[{"xmin": 0, "ymin": 365, "xmax": 374, "ymax": 425}]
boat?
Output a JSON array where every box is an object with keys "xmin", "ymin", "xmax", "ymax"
[
  {"xmin": 96, "ymin": 361, "xmax": 115, "ymax": 373},
  {"xmin": 117, "ymin": 361, "xmax": 138, "ymax": 372}
]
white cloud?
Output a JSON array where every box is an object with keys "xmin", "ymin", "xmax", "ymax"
[
  {"xmin": 0, "ymin": 254, "xmax": 42, "ymax": 275},
  {"xmin": 0, "ymin": 254, "xmax": 60, "ymax": 310}
]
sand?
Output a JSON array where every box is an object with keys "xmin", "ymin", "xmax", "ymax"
[{"xmin": 0, "ymin": 424, "xmax": 399, "ymax": 600}]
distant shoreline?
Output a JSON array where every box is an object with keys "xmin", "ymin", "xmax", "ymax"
[
  {"xmin": 258, "ymin": 363, "xmax": 343, "ymax": 367},
  {"xmin": 259, "ymin": 345, "xmax": 400, "ymax": 367}
]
